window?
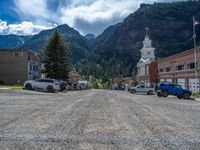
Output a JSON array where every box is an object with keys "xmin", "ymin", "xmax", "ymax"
[
  {"xmin": 45, "ymin": 80, "xmax": 54, "ymax": 83},
  {"xmin": 146, "ymin": 65, "xmax": 149, "ymax": 75},
  {"xmin": 187, "ymin": 62, "xmax": 195, "ymax": 70},
  {"xmin": 35, "ymin": 66, "xmax": 38, "ymax": 71},
  {"xmin": 14, "ymin": 52, "xmax": 23, "ymax": 57},
  {"xmin": 30, "ymin": 64, "xmax": 32, "ymax": 71},
  {"xmin": 140, "ymin": 85, "xmax": 145, "ymax": 88},
  {"xmin": 165, "ymin": 67, "xmax": 171, "ymax": 72},
  {"xmin": 176, "ymin": 64, "xmax": 184, "ymax": 71},
  {"xmin": 159, "ymin": 68, "xmax": 164, "ymax": 73},
  {"xmin": 139, "ymin": 66, "xmax": 145, "ymax": 76},
  {"xmin": 33, "ymin": 65, "xmax": 36, "ymax": 71},
  {"xmin": 37, "ymin": 79, "xmax": 45, "ymax": 82}
]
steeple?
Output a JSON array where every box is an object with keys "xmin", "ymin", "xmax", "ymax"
[
  {"xmin": 143, "ymin": 27, "xmax": 152, "ymax": 48},
  {"xmin": 139, "ymin": 28, "xmax": 155, "ymax": 62}
]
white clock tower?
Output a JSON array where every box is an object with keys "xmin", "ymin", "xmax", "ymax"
[{"xmin": 136, "ymin": 28, "xmax": 157, "ymax": 87}]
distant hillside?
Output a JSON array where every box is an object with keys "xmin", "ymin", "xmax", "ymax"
[
  {"xmin": 0, "ymin": 35, "xmax": 32, "ymax": 49},
  {"xmin": 21, "ymin": 24, "xmax": 95, "ymax": 64},
  {"xmin": 85, "ymin": 34, "xmax": 95, "ymax": 40}
]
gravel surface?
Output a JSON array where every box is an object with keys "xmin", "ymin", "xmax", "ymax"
[{"xmin": 0, "ymin": 89, "xmax": 200, "ymax": 149}]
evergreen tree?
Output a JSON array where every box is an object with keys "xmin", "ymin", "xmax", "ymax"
[{"xmin": 44, "ymin": 30, "xmax": 69, "ymax": 80}]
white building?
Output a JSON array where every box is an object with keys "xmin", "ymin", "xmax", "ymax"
[{"xmin": 136, "ymin": 28, "xmax": 157, "ymax": 87}]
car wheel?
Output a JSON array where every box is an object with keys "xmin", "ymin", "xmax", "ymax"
[
  {"xmin": 25, "ymin": 83, "xmax": 32, "ymax": 90},
  {"xmin": 131, "ymin": 89, "xmax": 136, "ymax": 94},
  {"xmin": 183, "ymin": 93, "xmax": 190, "ymax": 99},
  {"xmin": 47, "ymin": 85, "xmax": 54, "ymax": 93},
  {"xmin": 162, "ymin": 90, "xmax": 168, "ymax": 97},
  {"xmin": 147, "ymin": 90, "xmax": 153, "ymax": 95},
  {"xmin": 157, "ymin": 92, "xmax": 162, "ymax": 97},
  {"xmin": 177, "ymin": 95, "xmax": 182, "ymax": 99}
]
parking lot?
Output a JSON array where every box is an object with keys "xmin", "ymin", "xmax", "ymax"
[{"xmin": 0, "ymin": 89, "xmax": 200, "ymax": 149}]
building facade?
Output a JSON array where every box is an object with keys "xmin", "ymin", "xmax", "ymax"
[
  {"xmin": 136, "ymin": 29, "xmax": 157, "ymax": 87},
  {"xmin": 69, "ymin": 68, "xmax": 79, "ymax": 82},
  {"xmin": 157, "ymin": 48, "xmax": 200, "ymax": 92},
  {"xmin": 113, "ymin": 77, "xmax": 134, "ymax": 89},
  {"xmin": 0, "ymin": 49, "xmax": 41, "ymax": 85}
]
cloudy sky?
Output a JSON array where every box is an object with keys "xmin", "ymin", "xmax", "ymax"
[{"xmin": 0, "ymin": 0, "xmax": 177, "ymax": 36}]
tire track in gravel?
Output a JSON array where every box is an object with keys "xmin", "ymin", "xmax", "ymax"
[
  {"xmin": 0, "ymin": 91, "xmax": 93, "ymax": 138},
  {"xmin": 113, "ymin": 91, "xmax": 200, "ymax": 150}
]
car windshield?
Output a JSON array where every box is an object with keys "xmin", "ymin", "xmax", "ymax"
[{"xmin": 173, "ymin": 85, "xmax": 181, "ymax": 88}]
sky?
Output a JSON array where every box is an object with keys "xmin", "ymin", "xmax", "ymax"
[{"xmin": 0, "ymin": 0, "xmax": 178, "ymax": 36}]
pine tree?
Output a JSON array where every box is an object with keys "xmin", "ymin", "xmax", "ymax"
[{"xmin": 44, "ymin": 30, "xmax": 69, "ymax": 80}]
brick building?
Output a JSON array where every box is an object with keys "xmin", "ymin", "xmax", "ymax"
[
  {"xmin": 157, "ymin": 48, "xmax": 200, "ymax": 92},
  {"xmin": 136, "ymin": 29, "xmax": 158, "ymax": 87},
  {"xmin": 0, "ymin": 49, "xmax": 41, "ymax": 85}
]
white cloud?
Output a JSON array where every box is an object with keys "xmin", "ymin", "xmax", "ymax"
[
  {"xmin": 14, "ymin": 0, "xmax": 51, "ymax": 21},
  {"xmin": 59, "ymin": 0, "xmax": 157, "ymax": 34},
  {"xmin": 0, "ymin": 20, "xmax": 8, "ymax": 33},
  {"xmin": 0, "ymin": 20, "xmax": 55, "ymax": 35},
  {"xmin": 10, "ymin": 0, "xmax": 178, "ymax": 35}
]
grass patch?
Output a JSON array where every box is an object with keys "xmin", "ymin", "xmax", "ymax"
[
  {"xmin": 0, "ymin": 85, "xmax": 24, "ymax": 90},
  {"xmin": 192, "ymin": 92, "xmax": 200, "ymax": 97}
]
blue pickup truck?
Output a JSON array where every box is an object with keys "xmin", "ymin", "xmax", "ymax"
[{"xmin": 156, "ymin": 83, "xmax": 192, "ymax": 99}]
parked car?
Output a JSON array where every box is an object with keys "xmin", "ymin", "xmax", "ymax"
[
  {"xmin": 0, "ymin": 80, "xmax": 5, "ymax": 85},
  {"xmin": 73, "ymin": 83, "xmax": 81, "ymax": 90},
  {"xmin": 24, "ymin": 79, "xmax": 60, "ymax": 92},
  {"xmin": 66, "ymin": 81, "xmax": 74, "ymax": 91},
  {"xmin": 156, "ymin": 83, "xmax": 192, "ymax": 99},
  {"xmin": 59, "ymin": 81, "xmax": 68, "ymax": 91},
  {"xmin": 115, "ymin": 85, "xmax": 126, "ymax": 90},
  {"xmin": 129, "ymin": 84, "xmax": 154, "ymax": 95}
]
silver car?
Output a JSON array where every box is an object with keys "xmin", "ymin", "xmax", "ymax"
[{"xmin": 24, "ymin": 79, "xmax": 60, "ymax": 92}]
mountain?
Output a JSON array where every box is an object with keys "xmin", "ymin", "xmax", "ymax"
[
  {"xmin": 92, "ymin": 23, "xmax": 121, "ymax": 53},
  {"xmin": 85, "ymin": 34, "xmax": 95, "ymax": 40},
  {"xmin": 0, "ymin": 1, "xmax": 200, "ymax": 80},
  {"xmin": 0, "ymin": 35, "xmax": 32, "ymax": 49},
  {"xmin": 21, "ymin": 24, "xmax": 94, "ymax": 64},
  {"xmin": 90, "ymin": 1, "xmax": 200, "ymax": 78}
]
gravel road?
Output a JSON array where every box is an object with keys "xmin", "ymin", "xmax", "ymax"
[{"xmin": 0, "ymin": 89, "xmax": 200, "ymax": 149}]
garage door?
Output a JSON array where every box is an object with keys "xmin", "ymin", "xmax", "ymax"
[
  {"xmin": 160, "ymin": 79, "xmax": 165, "ymax": 82},
  {"xmin": 166, "ymin": 79, "xmax": 172, "ymax": 83},
  {"xmin": 177, "ymin": 78, "xmax": 186, "ymax": 89},
  {"xmin": 189, "ymin": 79, "xmax": 200, "ymax": 92}
]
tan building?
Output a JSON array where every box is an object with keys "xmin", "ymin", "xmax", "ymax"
[
  {"xmin": 0, "ymin": 49, "xmax": 41, "ymax": 85},
  {"xmin": 69, "ymin": 68, "xmax": 79, "ymax": 82},
  {"xmin": 157, "ymin": 48, "xmax": 200, "ymax": 92},
  {"xmin": 113, "ymin": 77, "xmax": 134, "ymax": 89},
  {"xmin": 136, "ymin": 29, "xmax": 157, "ymax": 87}
]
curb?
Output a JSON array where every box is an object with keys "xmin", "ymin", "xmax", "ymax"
[{"xmin": 0, "ymin": 88, "xmax": 11, "ymax": 90}]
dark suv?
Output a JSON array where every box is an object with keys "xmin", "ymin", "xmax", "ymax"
[{"xmin": 156, "ymin": 83, "xmax": 192, "ymax": 99}]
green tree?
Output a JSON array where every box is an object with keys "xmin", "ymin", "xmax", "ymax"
[{"xmin": 44, "ymin": 30, "xmax": 70, "ymax": 80}]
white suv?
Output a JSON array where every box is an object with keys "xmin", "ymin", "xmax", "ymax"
[{"xmin": 24, "ymin": 79, "xmax": 60, "ymax": 92}]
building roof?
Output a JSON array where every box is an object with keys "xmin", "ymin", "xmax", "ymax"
[
  {"xmin": 0, "ymin": 48, "xmax": 40, "ymax": 56},
  {"xmin": 157, "ymin": 48, "xmax": 195, "ymax": 63}
]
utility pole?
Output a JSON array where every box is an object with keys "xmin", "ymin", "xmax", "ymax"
[{"xmin": 193, "ymin": 16, "xmax": 199, "ymax": 92}]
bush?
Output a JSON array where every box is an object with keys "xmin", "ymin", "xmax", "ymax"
[{"xmin": 192, "ymin": 92, "xmax": 200, "ymax": 97}]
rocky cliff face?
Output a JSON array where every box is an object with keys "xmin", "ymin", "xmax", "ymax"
[{"xmin": 93, "ymin": 1, "xmax": 200, "ymax": 63}]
